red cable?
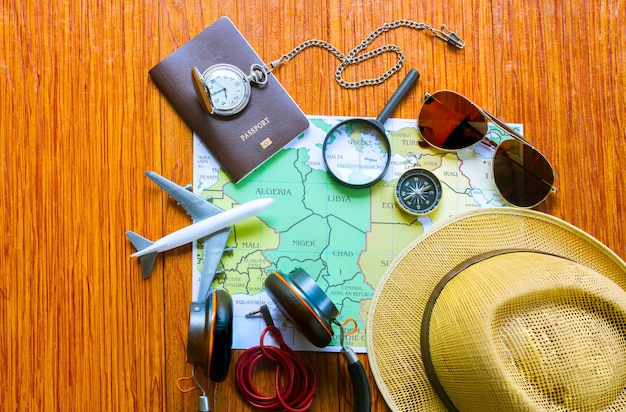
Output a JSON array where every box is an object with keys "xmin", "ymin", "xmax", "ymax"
[{"xmin": 235, "ymin": 326, "xmax": 317, "ymax": 411}]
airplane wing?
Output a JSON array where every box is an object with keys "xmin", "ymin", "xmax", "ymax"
[
  {"xmin": 146, "ymin": 171, "xmax": 231, "ymax": 300},
  {"xmin": 145, "ymin": 170, "xmax": 221, "ymax": 221},
  {"xmin": 144, "ymin": 171, "xmax": 232, "ymax": 299},
  {"xmin": 196, "ymin": 227, "xmax": 232, "ymax": 301}
]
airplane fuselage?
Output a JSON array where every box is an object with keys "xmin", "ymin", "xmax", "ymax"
[{"xmin": 131, "ymin": 197, "xmax": 273, "ymax": 257}]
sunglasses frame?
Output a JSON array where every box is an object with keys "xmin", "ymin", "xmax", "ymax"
[{"xmin": 418, "ymin": 90, "xmax": 557, "ymax": 207}]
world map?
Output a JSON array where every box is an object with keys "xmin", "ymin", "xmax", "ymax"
[{"xmin": 192, "ymin": 115, "xmax": 520, "ymax": 352}]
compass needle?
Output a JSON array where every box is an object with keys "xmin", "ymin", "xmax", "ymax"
[{"xmin": 395, "ymin": 167, "xmax": 442, "ymax": 215}]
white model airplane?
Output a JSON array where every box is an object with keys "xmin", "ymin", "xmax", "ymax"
[{"xmin": 126, "ymin": 171, "xmax": 273, "ymax": 295}]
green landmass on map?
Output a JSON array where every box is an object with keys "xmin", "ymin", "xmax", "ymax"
[{"xmin": 220, "ymin": 147, "xmax": 374, "ymax": 319}]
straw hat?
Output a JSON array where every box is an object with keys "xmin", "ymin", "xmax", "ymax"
[{"xmin": 367, "ymin": 208, "xmax": 626, "ymax": 411}]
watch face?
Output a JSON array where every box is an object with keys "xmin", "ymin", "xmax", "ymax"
[
  {"xmin": 201, "ymin": 64, "xmax": 251, "ymax": 115},
  {"xmin": 395, "ymin": 168, "xmax": 442, "ymax": 215}
]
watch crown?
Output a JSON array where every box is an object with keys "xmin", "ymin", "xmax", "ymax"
[{"xmin": 248, "ymin": 63, "xmax": 269, "ymax": 87}]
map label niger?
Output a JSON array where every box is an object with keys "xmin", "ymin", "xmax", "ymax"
[{"xmin": 293, "ymin": 240, "xmax": 316, "ymax": 247}]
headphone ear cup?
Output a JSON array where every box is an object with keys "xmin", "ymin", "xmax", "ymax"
[
  {"xmin": 187, "ymin": 289, "xmax": 233, "ymax": 382},
  {"xmin": 265, "ymin": 270, "xmax": 337, "ymax": 348},
  {"xmin": 208, "ymin": 289, "xmax": 233, "ymax": 382}
]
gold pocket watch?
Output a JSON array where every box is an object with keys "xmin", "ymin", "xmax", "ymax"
[{"xmin": 192, "ymin": 63, "xmax": 268, "ymax": 116}]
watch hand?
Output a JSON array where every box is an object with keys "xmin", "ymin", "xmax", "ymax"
[
  {"xmin": 211, "ymin": 81, "xmax": 228, "ymax": 98},
  {"xmin": 214, "ymin": 88, "xmax": 227, "ymax": 97}
]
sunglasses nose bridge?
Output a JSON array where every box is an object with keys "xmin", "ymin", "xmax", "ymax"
[
  {"xmin": 479, "ymin": 137, "xmax": 499, "ymax": 150},
  {"xmin": 481, "ymin": 108, "xmax": 533, "ymax": 147}
]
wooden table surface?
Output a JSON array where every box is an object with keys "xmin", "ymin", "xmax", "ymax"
[{"xmin": 2, "ymin": 0, "xmax": 625, "ymax": 410}]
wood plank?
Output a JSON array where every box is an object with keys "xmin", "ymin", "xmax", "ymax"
[
  {"xmin": 1, "ymin": 0, "xmax": 165, "ymax": 409},
  {"xmin": 1, "ymin": 0, "xmax": 624, "ymax": 410}
]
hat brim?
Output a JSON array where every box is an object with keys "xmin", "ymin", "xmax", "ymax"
[{"xmin": 366, "ymin": 208, "xmax": 626, "ymax": 412}]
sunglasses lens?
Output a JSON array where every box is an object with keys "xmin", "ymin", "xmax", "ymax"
[
  {"xmin": 494, "ymin": 139, "xmax": 555, "ymax": 207},
  {"xmin": 417, "ymin": 91, "xmax": 488, "ymax": 150}
]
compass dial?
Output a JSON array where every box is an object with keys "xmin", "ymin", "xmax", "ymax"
[{"xmin": 394, "ymin": 168, "xmax": 442, "ymax": 215}]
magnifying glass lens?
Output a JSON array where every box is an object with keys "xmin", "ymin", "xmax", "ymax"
[{"xmin": 323, "ymin": 119, "xmax": 390, "ymax": 187}]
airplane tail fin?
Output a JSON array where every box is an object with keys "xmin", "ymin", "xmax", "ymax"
[{"xmin": 125, "ymin": 231, "xmax": 158, "ymax": 279}]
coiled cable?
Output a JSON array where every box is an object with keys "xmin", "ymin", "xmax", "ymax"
[{"xmin": 235, "ymin": 325, "xmax": 317, "ymax": 411}]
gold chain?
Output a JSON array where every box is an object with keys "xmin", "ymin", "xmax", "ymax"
[{"xmin": 269, "ymin": 20, "xmax": 465, "ymax": 89}]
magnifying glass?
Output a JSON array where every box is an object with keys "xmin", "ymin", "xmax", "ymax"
[{"xmin": 322, "ymin": 69, "xmax": 420, "ymax": 188}]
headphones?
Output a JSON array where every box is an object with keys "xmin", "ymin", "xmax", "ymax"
[
  {"xmin": 185, "ymin": 267, "xmax": 371, "ymax": 412},
  {"xmin": 185, "ymin": 223, "xmax": 234, "ymax": 384},
  {"xmin": 186, "ymin": 288, "xmax": 233, "ymax": 382},
  {"xmin": 265, "ymin": 268, "xmax": 372, "ymax": 412}
]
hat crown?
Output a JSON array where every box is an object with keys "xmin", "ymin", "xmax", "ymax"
[{"xmin": 426, "ymin": 251, "xmax": 626, "ymax": 411}]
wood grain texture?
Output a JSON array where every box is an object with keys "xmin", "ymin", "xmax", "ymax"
[{"xmin": 1, "ymin": 0, "xmax": 624, "ymax": 410}]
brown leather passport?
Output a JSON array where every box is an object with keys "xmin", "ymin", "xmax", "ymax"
[{"xmin": 149, "ymin": 16, "xmax": 309, "ymax": 183}]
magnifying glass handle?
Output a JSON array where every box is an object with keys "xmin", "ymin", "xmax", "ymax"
[
  {"xmin": 342, "ymin": 347, "xmax": 372, "ymax": 412},
  {"xmin": 376, "ymin": 69, "xmax": 420, "ymax": 125}
]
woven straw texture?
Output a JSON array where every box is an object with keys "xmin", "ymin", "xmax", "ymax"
[
  {"xmin": 367, "ymin": 208, "xmax": 626, "ymax": 412},
  {"xmin": 430, "ymin": 252, "xmax": 626, "ymax": 411}
]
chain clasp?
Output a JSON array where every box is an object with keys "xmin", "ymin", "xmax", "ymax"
[{"xmin": 434, "ymin": 25, "xmax": 465, "ymax": 49}]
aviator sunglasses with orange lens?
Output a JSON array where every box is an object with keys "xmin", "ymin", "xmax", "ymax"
[{"xmin": 417, "ymin": 90, "xmax": 557, "ymax": 208}]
